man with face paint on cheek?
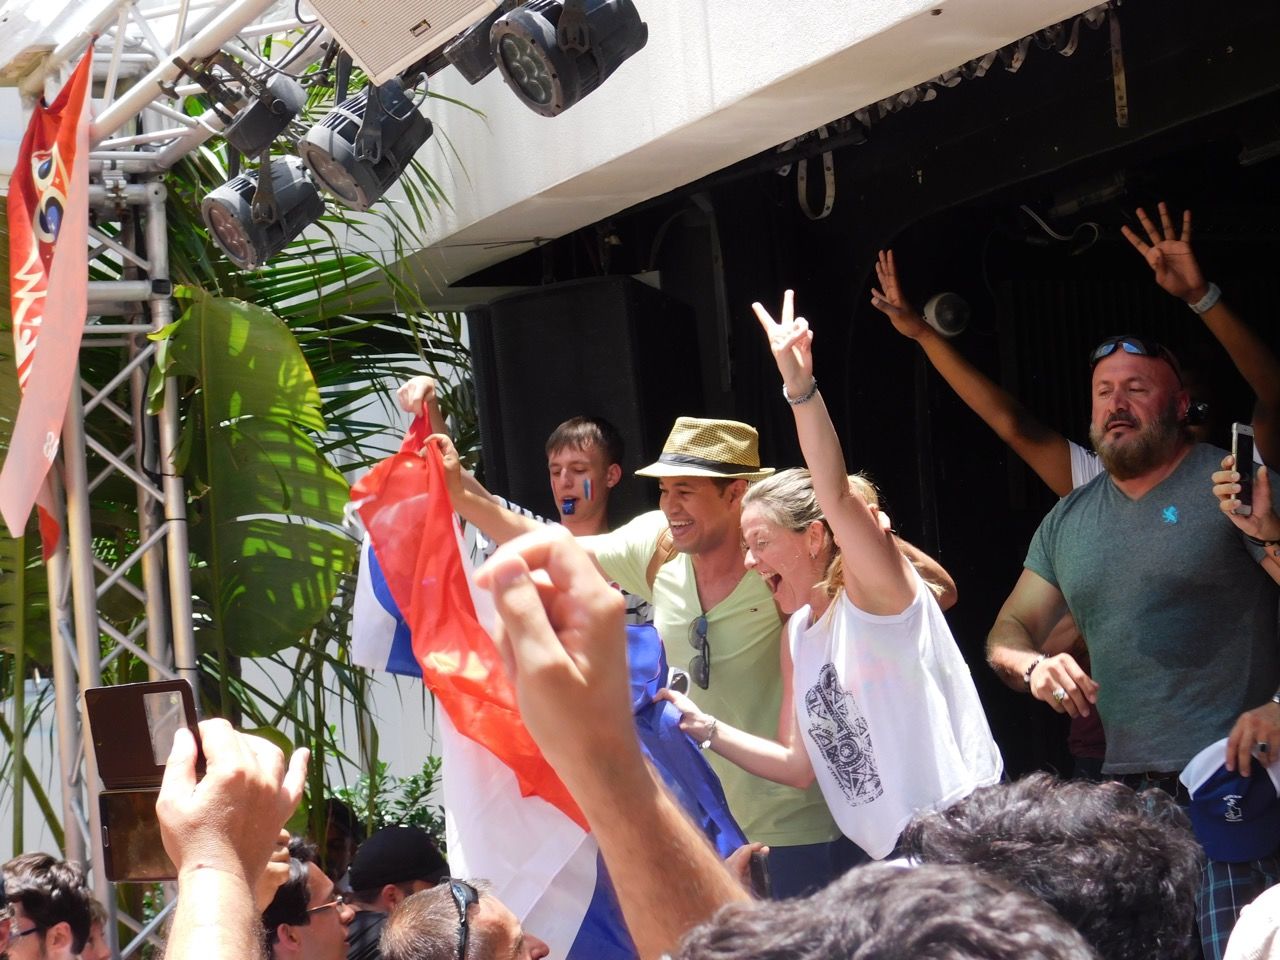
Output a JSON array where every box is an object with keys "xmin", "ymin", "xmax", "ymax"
[{"xmin": 397, "ymin": 377, "xmax": 652, "ymax": 624}]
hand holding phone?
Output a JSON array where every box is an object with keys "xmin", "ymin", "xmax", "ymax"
[
  {"xmin": 157, "ymin": 719, "xmax": 309, "ymax": 885},
  {"xmin": 748, "ymin": 850, "xmax": 772, "ymax": 900}
]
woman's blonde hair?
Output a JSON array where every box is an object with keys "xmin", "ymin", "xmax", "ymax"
[{"xmin": 743, "ymin": 467, "xmax": 943, "ymax": 599}]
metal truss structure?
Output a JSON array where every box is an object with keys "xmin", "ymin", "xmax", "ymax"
[{"xmin": 16, "ymin": 2, "xmax": 310, "ymax": 953}]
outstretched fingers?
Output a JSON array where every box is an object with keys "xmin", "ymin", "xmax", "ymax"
[
  {"xmin": 1135, "ymin": 205, "xmax": 1164, "ymax": 246},
  {"xmin": 1119, "ymin": 223, "xmax": 1148, "ymax": 255}
]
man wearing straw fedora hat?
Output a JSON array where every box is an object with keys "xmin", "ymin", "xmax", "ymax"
[{"xmin": 434, "ymin": 415, "xmax": 849, "ymax": 898}]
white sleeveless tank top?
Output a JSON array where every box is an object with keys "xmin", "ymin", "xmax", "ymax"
[{"xmin": 788, "ymin": 577, "xmax": 1003, "ymax": 858}]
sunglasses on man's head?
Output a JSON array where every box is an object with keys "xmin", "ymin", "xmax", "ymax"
[
  {"xmin": 688, "ymin": 615, "xmax": 710, "ymax": 689},
  {"xmin": 1088, "ymin": 336, "xmax": 1183, "ymax": 383},
  {"xmin": 441, "ymin": 877, "xmax": 478, "ymax": 960}
]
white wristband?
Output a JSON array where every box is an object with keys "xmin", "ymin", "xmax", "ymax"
[{"xmin": 1188, "ymin": 282, "xmax": 1221, "ymax": 315}]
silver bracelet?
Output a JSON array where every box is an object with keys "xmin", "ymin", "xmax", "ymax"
[
  {"xmin": 1188, "ymin": 282, "xmax": 1221, "ymax": 315},
  {"xmin": 783, "ymin": 378, "xmax": 818, "ymax": 405},
  {"xmin": 699, "ymin": 717, "xmax": 718, "ymax": 750}
]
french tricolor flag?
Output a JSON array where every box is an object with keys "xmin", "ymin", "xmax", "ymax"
[{"xmin": 350, "ymin": 420, "xmax": 743, "ymax": 959}]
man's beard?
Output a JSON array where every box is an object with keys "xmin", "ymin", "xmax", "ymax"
[{"xmin": 1089, "ymin": 398, "xmax": 1185, "ymax": 480}]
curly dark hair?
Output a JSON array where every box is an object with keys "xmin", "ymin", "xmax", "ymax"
[
  {"xmin": 1, "ymin": 852, "xmax": 93, "ymax": 953},
  {"xmin": 898, "ymin": 774, "xmax": 1203, "ymax": 960},
  {"xmin": 674, "ymin": 861, "xmax": 1099, "ymax": 960}
]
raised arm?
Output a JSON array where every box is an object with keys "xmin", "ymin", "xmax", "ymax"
[
  {"xmin": 753, "ymin": 291, "xmax": 915, "ymax": 615},
  {"xmin": 986, "ymin": 569, "xmax": 1098, "ymax": 718},
  {"xmin": 1122, "ymin": 203, "xmax": 1280, "ymax": 464},
  {"xmin": 397, "ymin": 375, "xmax": 450, "ymax": 438},
  {"xmin": 398, "ymin": 376, "xmax": 495, "ymax": 504},
  {"xmin": 871, "ymin": 250, "xmax": 1074, "ymax": 496},
  {"xmin": 159, "ymin": 721, "xmax": 308, "ymax": 960},
  {"xmin": 474, "ymin": 527, "xmax": 748, "ymax": 960},
  {"xmin": 428, "ymin": 433, "xmax": 544, "ymax": 545}
]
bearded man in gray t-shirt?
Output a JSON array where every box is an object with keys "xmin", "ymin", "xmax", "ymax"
[{"xmin": 986, "ymin": 332, "xmax": 1280, "ymax": 960}]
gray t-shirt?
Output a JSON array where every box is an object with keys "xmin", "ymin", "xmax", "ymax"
[{"xmin": 1025, "ymin": 443, "xmax": 1279, "ymax": 774}]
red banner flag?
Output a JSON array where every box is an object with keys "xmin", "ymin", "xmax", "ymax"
[{"xmin": 1, "ymin": 48, "xmax": 93, "ymax": 542}]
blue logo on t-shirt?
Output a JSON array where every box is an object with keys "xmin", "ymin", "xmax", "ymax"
[{"xmin": 1162, "ymin": 505, "xmax": 1179, "ymax": 524}]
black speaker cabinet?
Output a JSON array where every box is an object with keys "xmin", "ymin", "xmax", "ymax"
[{"xmin": 469, "ymin": 276, "xmax": 702, "ymax": 523}]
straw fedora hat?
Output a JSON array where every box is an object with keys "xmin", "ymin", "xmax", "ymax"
[{"xmin": 636, "ymin": 417, "xmax": 775, "ymax": 481}]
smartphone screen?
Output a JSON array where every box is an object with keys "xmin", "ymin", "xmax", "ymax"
[
  {"xmin": 100, "ymin": 790, "xmax": 177, "ymax": 882},
  {"xmin": 1233, "ymin": 424, "xmax": 1255, "ymax": 513}
]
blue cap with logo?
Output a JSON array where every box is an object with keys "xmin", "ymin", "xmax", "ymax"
[{"xmin": 1180, "ymin": 738, "xmax": 1280, "ymax": 863}]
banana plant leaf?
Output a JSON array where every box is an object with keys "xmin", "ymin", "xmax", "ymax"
[{"xmin": 150, "ymin": 286, "xmax": 356, "ymax": 658}]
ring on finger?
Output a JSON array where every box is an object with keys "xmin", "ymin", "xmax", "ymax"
[{"xmin": 1051, "ymin": 687, "xmax": 1067, "ymax": 703}]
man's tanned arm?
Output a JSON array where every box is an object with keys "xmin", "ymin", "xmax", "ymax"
[{"xmin": 475, "ymin": 527, "xmax": 748, "ymax": 960}]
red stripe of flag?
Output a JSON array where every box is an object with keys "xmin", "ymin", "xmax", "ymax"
[{"xmin": 353, "ymin": 430, "xmax": 587, "ymax": 829}]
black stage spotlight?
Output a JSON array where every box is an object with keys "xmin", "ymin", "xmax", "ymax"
[
  {"xmin": 224, "ymin": 73, "xmax": 307, "ymax": 156},
  {"xmin": 491, "ymin": 0, "xmax": 647, "ymax": 117},
  {"xmin": 201, "ymin": 156, "xmax": 324, "ymax": 270},
  {"xmin": 298, "ymin": 78, "xmax": 433, "ymax": 211},
  {"xmin": 444, "ymin": 5, "xmax": 508, "ymax": 84}
]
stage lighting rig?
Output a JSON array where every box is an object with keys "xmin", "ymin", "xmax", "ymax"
[
  {"xmin": 491, "ymin": 0, "xmax": 648, "ymax": 117},
  {"xmin": 201, "ymin": 156, "xmax": 324, "ymax": 270},
  {"xmin": 298, "ymin": 78, "xmax": 434, "ymax": 211},
  {"xmin": 223, "ymin": 72, "xmax": 308, "ymax": 156}
]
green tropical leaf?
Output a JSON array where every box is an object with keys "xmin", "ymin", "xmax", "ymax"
[{"xmin": 161, "ymin": 287, "xmax": 356, "ymax": 658}]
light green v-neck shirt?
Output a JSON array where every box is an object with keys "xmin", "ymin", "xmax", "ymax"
[{"xmin": 588, "ymin": 510, "xmax": 839, "ymax": 846}]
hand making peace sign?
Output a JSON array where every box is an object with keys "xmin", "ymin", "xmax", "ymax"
[{"xmin": 751, "ymin": 289, "xmax": 814, "ymax": 397}]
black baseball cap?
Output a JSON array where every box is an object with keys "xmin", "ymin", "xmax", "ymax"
[{"xmin": 347, "ymin": 826, "xmax": 447, "ymax": 891}]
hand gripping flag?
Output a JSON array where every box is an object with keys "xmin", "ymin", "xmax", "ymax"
[
  {"xmin": 1, "ymin": 47, "xmax": 94, "ymax": 546},
  {"xmin": 351, "ymin": 420, "xmax": 745, "ymax": 959}
]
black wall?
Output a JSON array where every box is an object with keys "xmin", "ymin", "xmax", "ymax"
[{"xmin": 458, "ymin": 0, "xmax": 1280, "ymax": 775}]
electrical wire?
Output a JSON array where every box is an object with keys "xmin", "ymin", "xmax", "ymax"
[{"xmin": 1019, "ymin": 203, "xmax": 1100, "ymax": 253}]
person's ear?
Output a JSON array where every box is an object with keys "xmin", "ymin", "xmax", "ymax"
[
  {"xmin": 806, "ymin": 521, "xmax": 827, "ymax": 559},
  {"xmin": 277, "ymin": 922, "xmax": 303, "ymax": 954},
  {"xmin": 725, "ymin": 479, "xmax": 748, "ymax": 505},
  {"xmin": 382, "ymin": 883, "xmax": 404, "ymax": 909},
  {"xmin": 605, "ymin": 463, "xmax": 622, "ymax": 489},
  {"xmin": 1177, "ymin": 389, "xmax": 1191, "ymax": 421},
  {"xmin": 46, "ymin": 920, "xmax": 72, "ymax": 953}
]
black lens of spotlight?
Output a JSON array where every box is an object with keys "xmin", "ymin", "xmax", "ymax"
[
  {"xmin": 298, "ymin": 79, "xmax": 433, "ymax": 212},
  {"xmin": 491, "ymin": 0, "xmax": 648, "ymax": 117},
  {"xmin": 201, "ymin": 156, "xmax": 324, "ymax": 270}
]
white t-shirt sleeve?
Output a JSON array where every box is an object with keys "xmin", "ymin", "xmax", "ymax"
[{"xmin": 1069, "ymin": 440, "xmax": 1104, "ymax": 489}]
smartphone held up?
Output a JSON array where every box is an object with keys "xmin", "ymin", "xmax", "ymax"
[{"xmin": 1232, "ymin": 423, "xmax": 1255, "ymax": 517}]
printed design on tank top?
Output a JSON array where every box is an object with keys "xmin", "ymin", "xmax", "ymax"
[{"xmin": 803, "ymin": 662, "xmax": 882, "ymax": 806}]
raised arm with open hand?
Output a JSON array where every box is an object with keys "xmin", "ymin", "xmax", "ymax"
[
  {"xmin": 1121, "ymin": 203, "xmax": 1206, "ymax": 302},
  {"xmin": 474, "ymin": 526, "xmax": 747, "ymax": 959},
  {"xmin": 870, "ymin": 248, "xmax": 931, "ymax": 340},
  {"xmin": 870, "ymin": 249, "xmax": 1074, "ymax": 495},
  {"xmin": 752, "ymin": 291, "xmax": 915, "ymax": 614},
  {"xmin": 159, "ymin": 720, "xmax": 308, "ymax": 960},
  {"xmin": 1124, "ymin": 202, "xmax": 1280, "ymax": 464}
]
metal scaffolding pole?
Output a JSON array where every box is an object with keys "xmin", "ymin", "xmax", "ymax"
[{"xmin": 18, "ymin": 8, "xmax": 321, "ymax": 955}]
